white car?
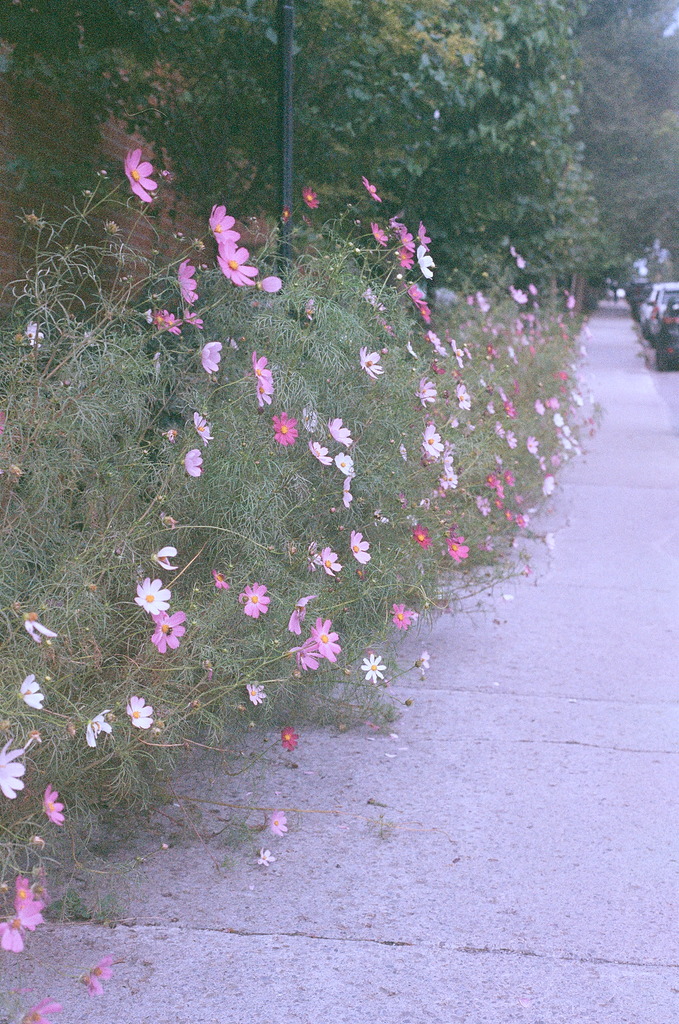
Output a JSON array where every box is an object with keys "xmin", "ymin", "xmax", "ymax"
[{"xmin": 640, "ymin": 282, "xmax": 679, "ymax": 343}]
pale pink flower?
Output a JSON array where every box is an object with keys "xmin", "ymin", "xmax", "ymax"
[
  {"xmin": 212, "ymin": 570, "xmax": 230, "ymax": 590},
  {"xmin": 84, "ymin": 956, "xmax": 114, "ymax": 998},
  {"xmin": 495, "ymin": 422, "xmax": 506, "ymax": 439},
  {"xmin": 334, "ymin": 452, "xmax": 354, "ymax": 477},
  {"xmin": 328, "ymin": 418, "xmax": 352, "ymax": 447},
  {"xmin": 184, "ymin": 449, "xmax": 203, "ymax": 477},
  {"xmin": 151, "ymin": 309, "xmax": 182, "ymax": 335},
  {"xmin": 287, "ymin": 595, "xmax": 317, "ymax": 635},
  {"xmin": 350, "ymin": 530, "xmax": 371, "ymax": 565},
  {"xmin": 320, "ymin": 547, "xmax": 342, "ymax": 576},
  {"xmin": 417, "ymin": 378, "xmax": 437, "ymax": 406},
  {"xmin": 252, "ymin": 352, "xmax": 274, "ymax": 407},
  {"xmin": 20, "ymin": 674, "xmax": 44, "ymax": 709},
  {"xmin": 476, "ymin": 496, "xmax": 491, "ymax": 516},
  {"xmin": 510, "ymin": 245, "xmax": 526, "ymax": 269},
  {"xmin": 309, "ymin": 617, "xmax": 341, "ymax": 661},
  {"xmin": 135, "ymin": 578, "xmax": 171, "ymax": 615},
  {"xmin": 371, "ymin": 222, "xmax": 388, "ymax": 246},
  {"xmin": 273, "ymin": 412, "xmax": 298, "ymax": 446},
  {"xmin": 361, "ymin": 176, "xmax": 382, "ymax": 201},
  {"xmin": 150, "ymin": 610, "xmax": 186, "ymax": 653},
  {"xmin": 257, "ymin": 848, "xmax": 275, "ymax": 865},
  {"xmin": 302, "ymin": 187, "xmax": 319, "ymax": 209},
  {"xmin": 418, "ymin": 221, "xmax": 431, "ymax": 248},
  {"xmin": 506, "ymin": 431, "xmax": 517, "ymax": 449},
  {"xmin": 239, "ymin": 584, "xmax": 270, "ymax": 618},
  {"xmin": 247, "ymin": 684, "xmax": 266, "ymax": 705},
  {"xmin": 260, "ymin": 276, "xmax": 282, "ymax": 293},
  {"xmin": 217, "ymin": 242, "xmax": 259, "ymax": 286},
  {"xmin": 392, "ymin": 604, "xmax": 417, "ymax": 630},
  {"xmin": 178, "ymin": 260, "xmax": 198, "ymax": 305},
  {"xmin": 439, "ymin": 457, "xmax": 458, "ymax": 490},
  {"xmin": 23, "ymin": 613, "xmax": 57, "ymax": 644},
  {"xmin": 527, "ymin": 436, "xmax": 539, "ymax": 454},
  {"xmin": 193, "ymin": 412, "xmax": 213, "ymax": 445},
  {"xmin": 509, "ymin": 286, "xmax": 528, "ymax": 305},
  {"xmin": 201, "ymin": 341, "xmax": 222, "ymax": 374},
  {"xmin": 475, "ymin": 291, "xmax": 490, "ymax": 313},
  {"xmin": 457, "ymin": 383, "xmax": 471, "ymax": 410},
  {"xmin": 543, "ymin": 475, "xmax": 556, "ymax": 496},
  {"xmin": 291, "ymin": 637, "xmax": 321, "ymax": 671},
  {"xmin": 153, "ymin": 545, "xmax": 178, "ymax": 571},
  {"xmin": 209, "ymin": 205, "xmax": 239, "ymax": 243},
  {"xmin": 566, "ymin": 293, "xmax": 576, "ymax": 310},
  {"xmin": 124, "ymin": 149, "xmax": 157, "ymax": 203},
  {"xmin": 309, "ymin": 441, "xmax": 333, "ymax": 466},
  {"xmin": 43, "ymin": 785, "xmax": 65, "ymax": 825},
  {"xmin": 359, "ymin": 347, "xmax": 383, "ymax": 379},
  {"xmin": 0, "ymin": 898, "xmax": 43, "ymax": 952},
  {"xmin": 534, "ymin": 399, "xmax": 545, "ymax": 416},
  {"xmin": 342, "ymin": 476, "xmax": 353, "ymax": 508},
  {"xmin": 20, "ymin": 997, "xmax": 62, "ymax": 1023},
  {"xmin": 529, "ymin": 282, "xmax": 539, "ymax": 296},
  {"xmin": 126, "ymin": 696, "xmax": 154, "ymax": 729},
  {"xmin": 422, "ymin": 423, "xmax": 444, "ymax": 459},
  {"xmin": 0, "ymin": 741, "xmax": 25, "ymax": 800},
  {"xmin": 270, "ymin": 811, "xmax": 288, "ymax": 836},
  {"xmin": 426, "ymin": 330, "xmax": 447, "ymax": 357},
  {"xmin": 545, "ymin": 396, "xmax": 560, "ymax": 410}
]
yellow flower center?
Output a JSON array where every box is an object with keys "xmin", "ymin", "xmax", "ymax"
[
  {"xmin": 133, "ymin": 711, "xmax": 140, "ymax": 719},
  {"xmin": 145, "ymin": 594, "xmax": 155, "ymax": 603},
  {"xmin": 47, "ymin": 802, "xmax": 55, "ymax": 811},
  {"xmin": 11, "ymin": 917, "xmax": 21, "ymax": 930},
  {"xmin": 251, "ymin": 595, "xmax": 259, "ymax": 604},
  {"xmin": 352, "ymin": 545, "xmax": 359, "ymax": 553},
  {"xmin": 320, "ymin": 634, "xmax": 329, "ymax": 644},
  {"xmin": 26, "ymin": 612, "xmax": 38, "ymax": 622},
  {"xmin": 397, "ymin": 613, "xmax": 404, "ymax": 621},
  {"xmin": 131, "ymin": 169, "xmax": 141, "ymax": 181},
  {"xmin": 280, "ymin": 424, "xmax": 288, "ymax": 434},
  {"xmin": 161, "ymin": 623, "xmax": 171, "ymax": 634},
  {"xmin": 17, "ymin": 888, "xmax": 28, "ymax": 900},
  {"xmin": 228, "ymin": 259, "xmax": 239, "ymax": 271},
  {"xmin": 214, "ymin": 223, "xmax": 222, "ymax": 232}
]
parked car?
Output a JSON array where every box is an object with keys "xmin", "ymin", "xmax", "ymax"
[
  {"xmin": 640, "ymin": 282, "xmax": 679, "ymax": 343},
  {"xmin": 655, "ymin": 296, "xmax": 679, "ymax": 371},
  {"xmin": 626, "ymin": 280, "xmax": 653, "ymax": 321}
]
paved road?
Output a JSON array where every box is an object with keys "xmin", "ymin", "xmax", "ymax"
[{"xmin": 8, "ymin": 307, "xmax": 679, "ymax": 1023}]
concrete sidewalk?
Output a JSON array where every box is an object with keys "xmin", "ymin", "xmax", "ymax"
[{"xmin": 10, "ymin": 308, "xmax": 679, "ymax": 1023}]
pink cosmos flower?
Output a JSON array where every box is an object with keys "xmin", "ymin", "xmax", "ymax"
[
  {"xmin": 309, "ymin": 617, "xmax": 342, "ymax": 661},
  {"xmin": 0, "ymin": 898, "xmax": 44, "ymax": 952},
  {"xmin": 43, "ymin": 785, "xmax": 65, "ymax": 826},
  {"xmin": 290, "ymin": 637, "xmax": 321, "ymax": 671},
  {"xmin": 506, "ymin": 431, "xmax": 517, "ymax": 449},
  {"xmin": 135, "ymin": 578, "xmax": 171, "ymax": 616},
  {"xmin": 217, "ymin": 242, "xmax": 259, "ymax": 286},
  {"xmin": 201, "ymin": 341, "xmax": 222, "ymax": 374},
  {"xmin": 328, "ymin": 418, "xmax": 352, "ymax": 447},
  {"xmin": 193, "ymin": 412, "xmax": 213, "ymax": 445},
  {"xmin": 23, "ymin": 613, "xmax": 57, "ymax": 644},
  {"xmin": 359, "ymin": 347, "xmax": 384, "ymax": 379},
  {"xmin": 287, "ymin": 595, "xmax": 317, "ymax": 635},
  {"xmin": 84, "ymin": 956, "xmax": 114, "ymax": 998},
  {"xmin": 302, "ymin": 187, "xmax": 319, "ymax": 209},
  {"xmin": 412, "ymin": 524, "xmax": 432, "ymax": 549},
  {"xmin": 418, "ymin": 221, "xmax": 431, "ymax": 248},
  {"xmin": 124, "ymin": 149, "xmax": 157, "ymax": 203},
  {"xmin": 398, "ymin": 246, "xmax": 415, "ymax": 270},
  {"xmin": 281, "ymin": 727, "xmax": 299, "ymax": 752},
  {"xmin": 361, "ymin": 176, "xmax": 382, "ymax": 201},
  {"xmin": 475, "ymin": 291, "xmax": 491, "ymax": 313},
  {"xmin": 509, "ymin": 286, "xmax": 528, "ymax": 305},
  {"xmin": 476, "ymin": 496, "xmax": 491, "ymax": 516},
  {"xmin": 334, "ymin": 452, "xmax": 354, "ymax": 477},
  {"xmin": 151, "ymin": 611, "xmax": 186, "ymax": 653},
  {"xmin": 426, "ymin": 330, "xmax": 447, "ymax": 357},
  {"xmin": 392, "ymin": 604, "xmax": 417, "ymax": 630},
  {"xmin": 252, "ymin": 352, "xmax": 274, "ymax": 407},
  {"xmin": 527, "ymin": 436, "xmax": 539, "ymax": 454},
  {"xmin": 270, "ymin": 811, "xmax": 288, "ymax": 836},
  {"xmin": 15, "ymin": 877, "xmax": 36, "ymax": 907},
  {"xmin": 529, "ymin": 283, "xmax": 539, "ymax": 296},
  {"xmin": 407, "ymin": 283, "xmax": 431, "ymax": 323},
  {"xmin": 260, "ymin": 276, "xmax": 283, "ymax": 293},
  {"xmin": 309, "ymin": 440, "xmax": 333, "ymax": 466},
  {"xmin": 320, "ymin": 547, "xmax": 342, "ymax": 576},
  {"xmin": 447, "ymin": 535, "xmax": 470, "ymax": 562},
  {"xmin": 273, "ymin": 412, "xmax": 298, "ymax": 446},
  {"xmin": 422, "ymin": 423, "xmax": 444, "ymax": 459},
  {"xmin": 152, "ymin": 310, "xmax": 182, "ymax": 335},
  {"xmin": 510, "ymin": 245, "xmax": 526, "ymax": 269},
  {"xmin": 212, "ymin": 570, "xmax": 230, "ymax": 590},
  {"xmin": 178, "ymin": 260, "xmax": 198, "ymax": 305},
  {"xmin": 0, "ymin": 740, "xmax": 25, "ymax": 800},
  {"xmin": 417, "ymin": 378, "xmax": 437, "ymax": 406},
  {"xmin": 350, "ymin": 530, "xmax": 371, "ymax": 564},
  {"xmin": 566, "ymin": 293, "xmax": 576, "ymax": 310},
  {"xmin": 342, "ymin": 476, "xmax": 353, "ymax": 508},
  {"xmin": 209, "ymin": 205, "xmax": 239, "ymax": 243},
  {"xmin": 247, "ymin": 684, "xmax": 266, "ymax": 705},
  {"xmin": 239, "ymin": 583, "xmax": 270, "ymax": 618},
  {"xmin": 126, "ymin": 695, "xmax": 155, "ymax": 729},
  {"xmin": 184, "ymin": 449, "xmax": 203, "ymax": 477},
  {"xmin": 371, "ymin": 222, "xmax": 388, "ymax": 246},
  {"xmin": 535, "ymin": 399, "xmax": 545, "ymax": 416},
  {"xmin": 20, "ymin": 997, "xmax": 62, "ymax": 1023}
]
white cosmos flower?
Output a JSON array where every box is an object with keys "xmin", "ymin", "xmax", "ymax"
[
  {"xmin": 86, "ymin": 711, "xmax": 113, "ymax": 748},
  {"xmin": 417, "ymin": 378, "xmax": 437, "ymax": 407},
  {"xmin": 23, "ymin": 614, "xmax": 58, "ymax": 644},
  {"xmin": 309, "ymin": 441, "xmax": 333, "ymax": 466},
  {"xmin": 126, "ymin": 696, "xmax": 154, "ymax": 729},
  {"xmin": 422, "ymin": 423, "xmax": 444, "ymax": 459},
  {"xmin": 20, "ymin": 674, "xmax": 45, "ymax": 710},
  {"xmin": 0, "ymin": 740, "xmax": 25, "ymax": 799},
  {"xmin": 247, "ymin": 684, "xmax": 267, "ymax": 706},
  {"xmin": 361, "ymin": 654, "xmax": 387, "ymax": 684},
  {"xmin": 257, "ymin": 848, "xmax": 276, "ymax": 866},
  {"xmin": 359, "ymin": 347, "xmax": 384, "ymax": 379},
  {"xmin": 417, "ymin": 245, "xmax": 435, "ymax": 279},
  {"xmin": 135, "ymin": 578, "xmax": 171, "ymax": 615},
  {"xmin": 334, "ymin": 453, "xmax": 355, "ymax": 477},
  {"xmin": 153, "ymin": 546, "xmax": 178, "ymax": 571}
]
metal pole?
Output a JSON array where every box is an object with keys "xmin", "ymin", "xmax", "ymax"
[{"xmin": 279, "ymin": 0, "xmax": 294, "ymax": 264}]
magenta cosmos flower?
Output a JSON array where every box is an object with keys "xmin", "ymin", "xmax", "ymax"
[
  {"xmin": 212, "ymin": 570, "xmax": 230, "ymax": 590},
  {"xmin": 151, "ymin": 610, "xmax": 186, "ymax": 653},
  {"xmin": 309, "ymin": 617, "xmax": 341, "ymax": 662},
  {"xmin": 124, "ymin": 149, "xmax": 157, "ymax": 203},
  {"xmin": 350, "ymin": 530, "xmax": 371, "ymax": 565},
  {"xmin": 20, "ymin": 997, "xmax": 62, "ymax": 1023},
  {"xmin": 178, "ymin": 260, "xmax": 198, "ymax": 305},
  {"xmin": 281, "ymin": 726, "xmax": 299, "ymax": 751},
  {"xmin": 0, "ymin": 898, "xmax": 44, "ymax": 952},
  {"xmin": 43, "ymin": 785, "xmax": 65, "ymax": 826},
  {"xmin": 412, "ymin": 524, "xmax": 432, "ymax": 549},
  {"xmin": 84, "ymin": 956, "xmax": 114, "ymax": 998},
  {"xmin": 184, "ymin": 449, "xmax": 203, "ymax": 477},
  {"xmin": 217, "ymin": 242, "xmax": 259, "ymax": 286},
  {"xmin": 210, "ymin": 204, "xmax": 240, "ymax": 243},
  {"xmin": 447, "ymin": 535, "xmax": 470, "ymax": 562},
  {"xmin": 201, "ymin": 341, "xmax": 222, "ymax": 374},
  {"xmin": 272, "ymin": 412, "xmax": 298, "ymax": 446},
  {"xmin": 392, "ymin": 604, "xmax": 417, "ymax": 630},
  {"xmin": 151, "ymin": 309, "xmax": 182, "ymax": 335},
  {"xmin": 361, "ymin": 176, "xmax": 382, "ymax": 202},
  {"xmin": 407, "ymin": 283, "xmax": 431, "ymax": 323},
  {"xmin": 239, "ymin": 583, "xmax": 270, "ymax": 618},
  {"xmin": 371, "ymin": 222, "xmax": 388, "ymax": 246},
  {"xmin": 302, "ymin": 187, "xmax": 319, "ymax": 209}
]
